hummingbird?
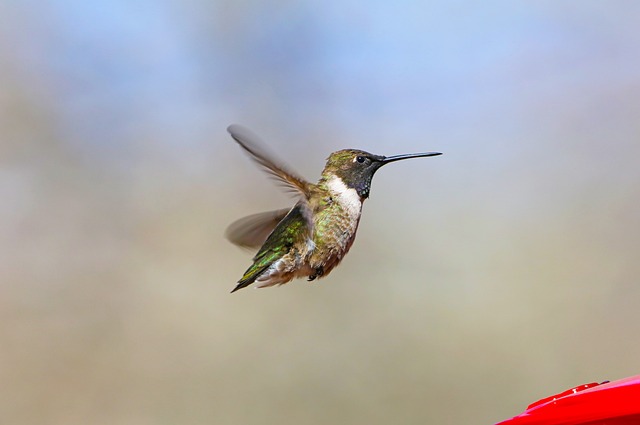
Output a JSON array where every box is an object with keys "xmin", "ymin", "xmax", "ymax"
[{"xmin": 225, "ymin": 124, "xmax": 441, "ymax": 293}]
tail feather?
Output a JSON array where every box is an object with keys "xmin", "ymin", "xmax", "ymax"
[
  {"xmin": 230, "ymin": 262, "xmax": 272, "ymax": 293},
  {"xmin": 230, "ymin": 282, "xmax": 249, "ymax": 293}
]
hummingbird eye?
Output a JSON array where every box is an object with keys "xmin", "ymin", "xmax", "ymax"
[{"xmin": 355, "ymin": 155, "xmax": 366, "ymax": 164}]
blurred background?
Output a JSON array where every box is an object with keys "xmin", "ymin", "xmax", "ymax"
[{"xmin": 1, "ymin": 1, "xmax": 640, "ymax": 424}]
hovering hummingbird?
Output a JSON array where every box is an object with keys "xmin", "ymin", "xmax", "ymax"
[{"xmin": 226, "ymin": 124, "xmax": 441, "ymax": 293}]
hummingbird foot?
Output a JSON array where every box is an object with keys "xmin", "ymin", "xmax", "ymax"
[{"xmin": 308, "ymin": 266, "xmax": 324, "ymax": 282}]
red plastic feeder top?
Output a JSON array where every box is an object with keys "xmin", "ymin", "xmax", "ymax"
[{"xmin": 496, "ymin": 374, "xmax": 640, "ymax": 425}]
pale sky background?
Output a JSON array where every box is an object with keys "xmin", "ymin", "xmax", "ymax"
[{"xmin": 2, "ymin": 1, "xmax": 640, "ymax": 424}]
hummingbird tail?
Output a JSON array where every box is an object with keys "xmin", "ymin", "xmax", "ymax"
[
  {"xmin": 230, "ymin": 282, "xmax": 249, "ymax": 293},
  {"xmin": 230, "ymin": 262, "xmax": 272, "ymax": 293}
]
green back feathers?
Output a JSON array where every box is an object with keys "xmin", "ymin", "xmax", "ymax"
[{"xmin": 232, "ymin": 203, "xmax": 310, "ymax": 292}]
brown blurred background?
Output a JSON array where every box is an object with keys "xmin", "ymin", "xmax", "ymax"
[{"xmin": 1, "ymin": 2, "xmax": 640, "ymax": 424}]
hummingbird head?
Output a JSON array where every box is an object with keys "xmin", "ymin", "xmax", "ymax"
[{"xmin": 322, "ymin": 149, "xmax": 442, "ymax": 199}]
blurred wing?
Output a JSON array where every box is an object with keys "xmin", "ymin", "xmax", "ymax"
[
  {"xmin": 227, "ymin": 124, "xmax": 311, "ymax": 198},
  {"xmin": 225, "ymin": 208, "xmax": 291, "ymax": 250}
]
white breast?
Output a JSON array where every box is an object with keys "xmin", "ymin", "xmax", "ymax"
[{"xmin": 326, "ymin": 175, "xmax": 362, "ymax": 219}]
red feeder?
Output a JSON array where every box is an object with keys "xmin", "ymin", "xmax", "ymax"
[{"xmin": 496, "ymin": 374, "xmax": 640, "ymax": 425}]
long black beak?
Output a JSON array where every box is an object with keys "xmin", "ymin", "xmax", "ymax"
[{"xmin": 381, "ymin": 152, "xmax": 442, "ymax": 164}]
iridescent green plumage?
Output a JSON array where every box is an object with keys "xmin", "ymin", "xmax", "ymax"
[{"xmin": 232, "ymin": 204, "xmax": 310, "ymax": 292}]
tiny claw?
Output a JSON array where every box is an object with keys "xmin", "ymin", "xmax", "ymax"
[{"xmin": 308, "ymin": 266, "xmax": 324, "ymax": 281}]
